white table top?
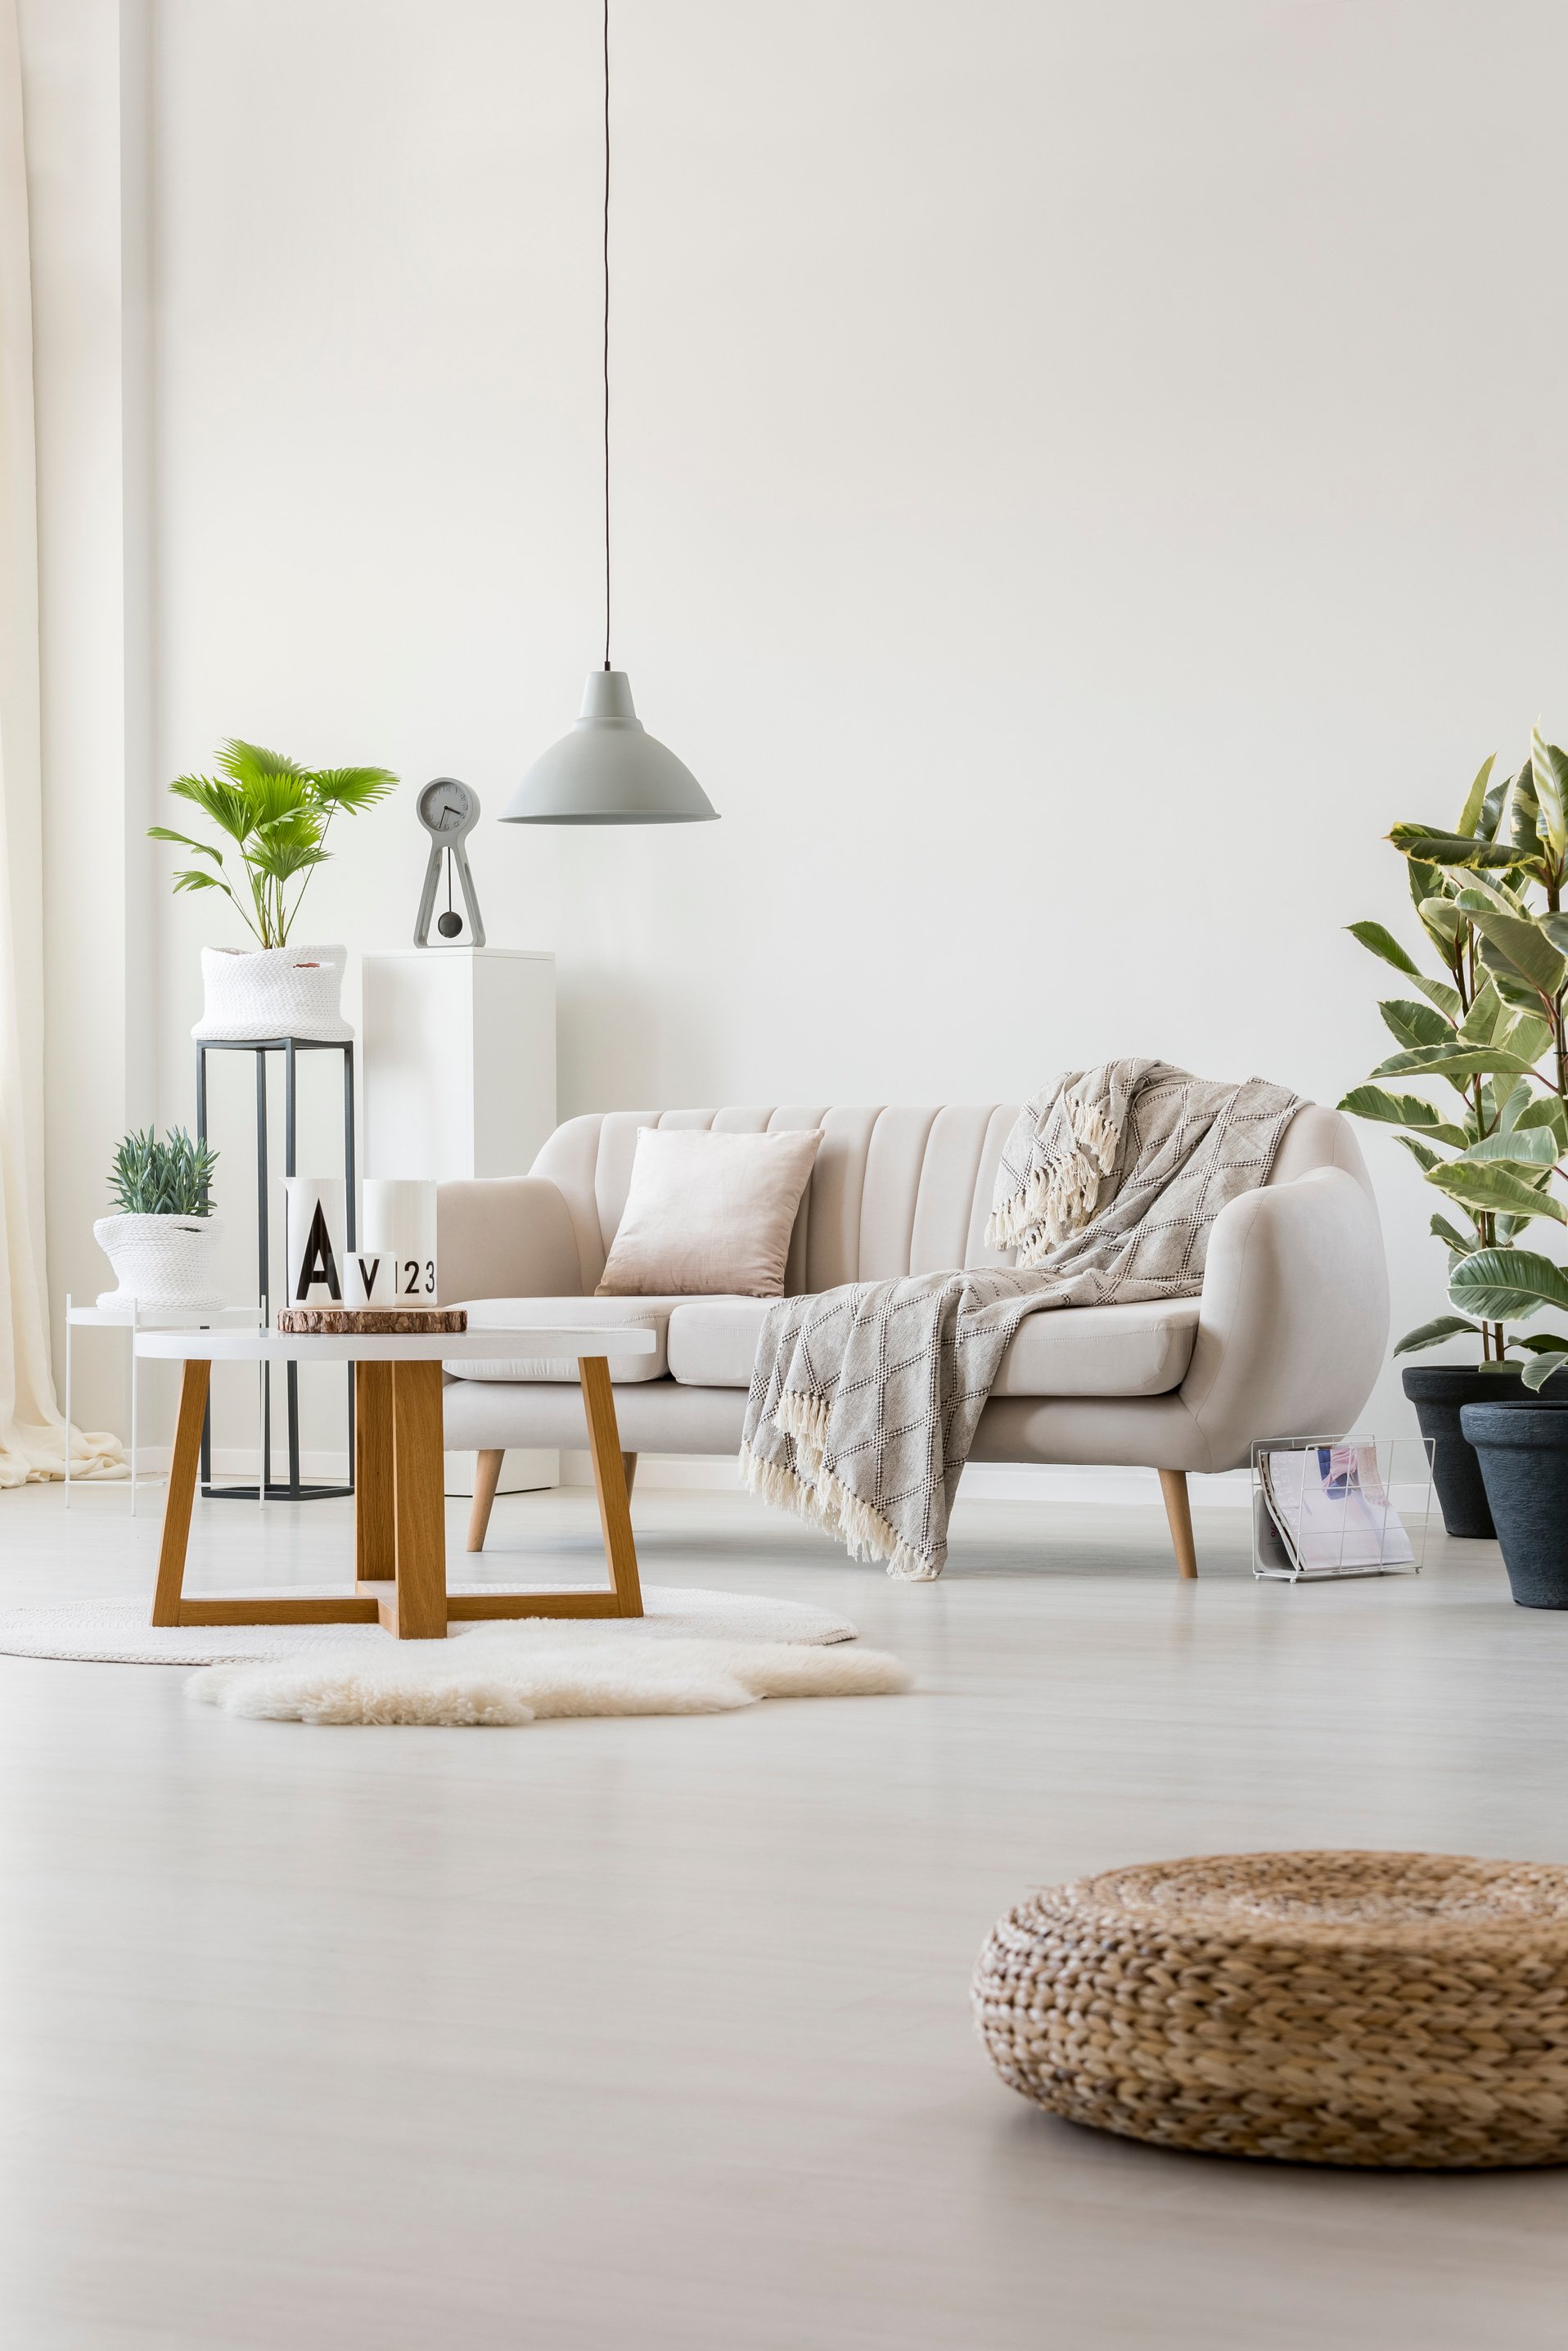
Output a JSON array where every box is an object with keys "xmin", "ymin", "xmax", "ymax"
[{"xmin": 132, "ymin": 1325, "xmax": 659, "ymax": 1364}]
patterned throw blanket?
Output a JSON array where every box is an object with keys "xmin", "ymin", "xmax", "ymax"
[{"xmin": 740, "ymin": 1060, "xmax": 1300, "ymax": 1580}]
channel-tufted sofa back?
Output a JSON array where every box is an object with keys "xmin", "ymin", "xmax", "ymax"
[{"xmin": 528, "ymin": 1101, "xmax": 1367, "ymax": 1298}]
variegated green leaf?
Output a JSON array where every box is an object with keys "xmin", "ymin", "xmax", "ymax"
[
  {"xmin": 1458, "ymin": 977, "xmax": 1503, "ymax": 1043},
  {"xmin": 1379, "ymin": 998, "xmax": 1453, "ymax": 1052},
  {"xmin": 1337, "ymin": 1086, "xmax": 1468, "ymax": 1143},
  {"xmin": 1516, "ymin": 1096, "xmax": 1568, "ymax": 1144},
  {"xmin": 1457, "ymin": 1128, "xmax": 1559, "ymax": 1169},
  {"xmin": 1450, "ymin": 1247, "xmax": 1568, "ymax": 1322},
  {"xmin": 1469, "ymin": 905, "xmax": 1566, "ymax": 997},
  {"xmin": 1394, "ymin": 1315, "xmax": 1482, "ymax": 1357},
  {"xmin": 1390, "ymin": 824, "xmax": 1521, "ymax": 868},
  {"xmin": 1530, "ymin": 728, "xmax": 1568, "ymax": 861},
  {"xmin": 1345, "ymin": 921, "xmax": 1419, "ymax": 976},
  {"xmin": 1426, "ymin": 1160, "xmax": 1565, "ymax": 1221},
  {"xmin": 1371, "ymin": 1044, "xmax": 1539, "ymax": 1080},
  {"xmin": 1456, "ymin": 754, "xmax": 1497, "ymax": 838}
]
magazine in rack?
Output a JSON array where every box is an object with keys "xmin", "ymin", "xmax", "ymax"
[{"xmin": 1256, "ymin": 1443, "xmax": 1414, "ymax": 1578}]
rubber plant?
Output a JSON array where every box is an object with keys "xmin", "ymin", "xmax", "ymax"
[
  {"xmin": 150, "ymin": 738, "xmax": 397, "ymax": 948},
  {"xmin": 1340, "ymin": 727, "xmax": 1568, "ymax": 1385}
]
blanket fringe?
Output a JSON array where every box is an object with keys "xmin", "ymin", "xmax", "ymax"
[
  {"xmin": 985, "ymin": 1084, "xmax": 1122, "ymax": 1262},
  {"xmin": 739, "ymin": 1434, "xmax": 939, "ymax": 1583}
]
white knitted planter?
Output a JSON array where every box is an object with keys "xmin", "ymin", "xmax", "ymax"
[
  {"xmin": 191, "ymin": 944, "xmax": 351, "ymax": 1043},
  {"xmin": 93, "ymin": 1214, "xmax": 224, "ymax": 1313}
]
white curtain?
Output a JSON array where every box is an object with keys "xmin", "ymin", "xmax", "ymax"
[{"xmin": 0, "ymin": 0, "xmax": 121, "ymax": 1485}]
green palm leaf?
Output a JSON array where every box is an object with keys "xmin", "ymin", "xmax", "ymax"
[{"xmin": 309, "ymin": 764, "xmax": 398, "ymax": 812}]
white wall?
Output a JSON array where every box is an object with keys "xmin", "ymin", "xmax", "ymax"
[{"xmin": 32, "ymin": 0, "xmax": 1568, "ymax": 1445}]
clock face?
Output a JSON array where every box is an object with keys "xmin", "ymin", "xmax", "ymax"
[{"xmin": 418, "ymin": 778, "xmax": 475, "ymax": 835}]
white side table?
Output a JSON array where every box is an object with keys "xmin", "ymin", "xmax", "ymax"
[
  {"xmin": 134, "ymin": 1326, "xmax": 656, "ymax": 1638},
  {"xmin": 65, "ymin": 1301, "xmax": 266, "ymax": 1515}
]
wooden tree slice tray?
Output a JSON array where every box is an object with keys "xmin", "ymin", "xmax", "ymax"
[{"xmin": 275, "ymin": 1307, "xmax": 469, "ymax": 1335}]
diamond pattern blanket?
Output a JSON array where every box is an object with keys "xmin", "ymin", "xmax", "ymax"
[{"xmin": 739, "ymin": 1061, "xmax": 1300, "ymax": 1580}]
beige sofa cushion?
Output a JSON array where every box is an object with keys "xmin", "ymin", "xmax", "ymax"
[
  {"xmin": 666, "ymin": 1294, "xmax": 1201, "ymax": 1398},
  {"xmin": 447, "ymin": 1296, "xmax": 684, "ymax": 1383},
  {"xmin": 595, "ymin": 1127, "xmax": 822, "ymax": 1298}
]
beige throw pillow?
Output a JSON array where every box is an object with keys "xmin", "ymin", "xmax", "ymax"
[{"xmin": 595, "ymin": 1127, "xmax": 823, "ymax": 1299}]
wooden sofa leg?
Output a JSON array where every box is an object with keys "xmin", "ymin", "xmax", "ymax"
[
  {"xmin": 621, "ymin": 1453, "xmax": 638, "ymax": 1499},
  {"xmin": 467, "ymin": 1449, "xmax": 505, "ymax": 1552},
  {"xmin": 1159, "ymin": 1470, "xmax": 1198, "ymax": 1580}
]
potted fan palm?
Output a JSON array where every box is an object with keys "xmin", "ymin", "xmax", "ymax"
[
  {"xmin": 150, "ymin": 738, "xmax": 397, "ymax": 1040},
  {"xmin": 94, "ymin": 1128, "xmax": 222, "ymax": 1312},
  {"xmin": 1341, "ymin": 728, "xmax": 1568, "ymax": 1600}
]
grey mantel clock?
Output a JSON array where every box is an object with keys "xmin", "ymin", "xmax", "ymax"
[{"xmin": 413, "ymin": 776, "xmax": 486, "ymax": 947}]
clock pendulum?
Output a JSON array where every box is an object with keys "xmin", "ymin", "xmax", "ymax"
[{"xmin": 413, "ymin": 776, "xmax": 486, "ymax": 947}]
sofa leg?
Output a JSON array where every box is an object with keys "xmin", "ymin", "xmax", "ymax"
[
  {"xmin": 621, "ymin": 1452, "xmax": 638, "ymax": 1499},
  {"xmin": 1159, "ymin": 1470, "xmax": 1198, "ymax": 1580},
  {"xmin": 467, "ymin": 1449, "xmax": 505, "ymax": 1552}
]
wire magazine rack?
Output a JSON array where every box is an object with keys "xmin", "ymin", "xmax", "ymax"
[{"xmin": 1250, "ymin": 1434, "xmax": 1434, "ymax": 1583}]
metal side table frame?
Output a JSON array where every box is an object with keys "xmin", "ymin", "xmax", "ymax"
[
  {"xmin": 64, "ymin": 1300, "xmax": 266, "ymax": 1515},
  {"xmin": 195, "ymin": 1034, "xmax": 357, "ymax": 1501}
]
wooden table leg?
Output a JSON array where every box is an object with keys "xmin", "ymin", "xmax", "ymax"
[
  {"xmin": 384, "ymin": 1358, "xmax": 448, "ymax": 1638},
  {"xmin": 579, "ymin": 1356, "xmax": 643, "ymax": 1618},
  {"xmin": 151, "ymin": 1359, "xmax": 210, "ymax": 1626},
  {"xmin": 354, "ymin": 1362, "xmax": 396, "ymax": 1582}
]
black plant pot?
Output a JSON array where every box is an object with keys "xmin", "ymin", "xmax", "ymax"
[
  {"xmin": 1459, "ymin": 1403, "xmax": 1568, "ymax": 1608},
  {"xmin": 1400, "ymin": 1364, "xmax": 1538, "ymax": 1538}
]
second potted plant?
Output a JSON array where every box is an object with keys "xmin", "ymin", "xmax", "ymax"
[{"xmin": 94, "ymin": 1128, "xmax": 222, "ymax": 1313}]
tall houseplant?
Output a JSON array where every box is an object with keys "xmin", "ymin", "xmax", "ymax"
[
  {"xmin": 1342, "ymin": 729, "xmax": 1568, "ymax": 1567},
  {"xmin": 151, "ymin": 738, "xmax": 397, "ymax": 1042}
]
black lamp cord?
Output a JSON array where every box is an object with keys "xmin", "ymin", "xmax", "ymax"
[{"xmin": 602, "ymin": 0, "xmax": 611, "ymax": 672}]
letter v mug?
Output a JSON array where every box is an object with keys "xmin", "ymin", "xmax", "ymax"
[{"xmin": 353, "ymin": 1178, "xmax": 438, "ymax": 1310}]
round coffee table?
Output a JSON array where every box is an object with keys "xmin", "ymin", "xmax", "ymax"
[{"xmin": 133, "ymin": 1326, "xmax": 657, "ymax": 1639}]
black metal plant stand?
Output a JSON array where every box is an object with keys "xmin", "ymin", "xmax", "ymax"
[{"xmin": 195, "ymin": 1036, "xmax": 357, "ymax": 1501}]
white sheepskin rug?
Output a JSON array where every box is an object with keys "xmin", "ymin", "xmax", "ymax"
[{"xmin": 188, "ymin": 1620, "xmax": 912, "ymax": 1727}]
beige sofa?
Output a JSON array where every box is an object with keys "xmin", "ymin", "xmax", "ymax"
[{"xmin": 437, "ymin": 1101, "xmax": 1389, "ymax": 1578}]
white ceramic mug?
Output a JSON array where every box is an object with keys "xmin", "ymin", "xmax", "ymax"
[
  {"xmin": 358, "ymin": 1178, "xmax": 438, "ymax": 1308},
  {"xmin": 283, "ymin": 1177, "xmax": 346, "ymax": 1308}
]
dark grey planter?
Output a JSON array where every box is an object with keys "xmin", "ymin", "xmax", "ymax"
[
  {"xmin": 1459, "ymin": 1403, "xmax": 1568, "ymax": 1609},
  {"xmin": 1400, "ymin": 1363, "xmax": 1534, "ymax": 1538}
]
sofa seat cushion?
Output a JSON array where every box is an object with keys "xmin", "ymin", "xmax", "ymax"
[
  {"xmin": 445, "ymin": 1296, "xmax": 707, "ymax": 1384},
  {"xmin": 665, "ymin": 1293, "xmax": 1201, "ymax": 1397}
]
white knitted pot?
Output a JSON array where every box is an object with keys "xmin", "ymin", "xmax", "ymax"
[
  {"xmin": 93, "ymin": 1214, "xmax": 224, "ymax": 1313},
  {"xmin": 191, "ymin": 944, "xmax": 351, "ymax": 1043}
]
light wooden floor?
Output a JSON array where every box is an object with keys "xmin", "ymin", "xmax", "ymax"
[{"xmin": 0, "ymin": 1478, "xmax": 1564, "ymax": 2349}]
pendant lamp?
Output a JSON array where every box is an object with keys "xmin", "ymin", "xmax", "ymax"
[{"xmin": 503, "ymin": 2, "xmax": 717, "ymax": 829}]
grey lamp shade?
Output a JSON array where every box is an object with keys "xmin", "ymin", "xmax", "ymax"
[{"xmin": 502, "ymin": 669, "xmax": 718, "ymax": 825}]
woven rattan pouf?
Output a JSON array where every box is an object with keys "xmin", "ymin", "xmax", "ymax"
[{"xmin": 973, "ymin": 1851, "xmax": 1568, "ymax": 2169}]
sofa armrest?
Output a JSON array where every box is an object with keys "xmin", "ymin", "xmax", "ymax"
[
  {"xmin": 1177, "ymin": 1167, "xmax": 1390, "ymax": 1471},
  {"xmin": 435, "ymin": 1177, "xmax": 583, "ymax": 1306}
]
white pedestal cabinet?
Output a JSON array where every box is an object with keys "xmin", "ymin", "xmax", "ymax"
[{"xmin": 363, "ymin": 948, "xmax": 558, "ymax": 1497}]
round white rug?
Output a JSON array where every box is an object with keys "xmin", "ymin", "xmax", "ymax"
[{"xmin": 0, "ymin": 1585, "xmax": 858, "ymax": 1666}]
